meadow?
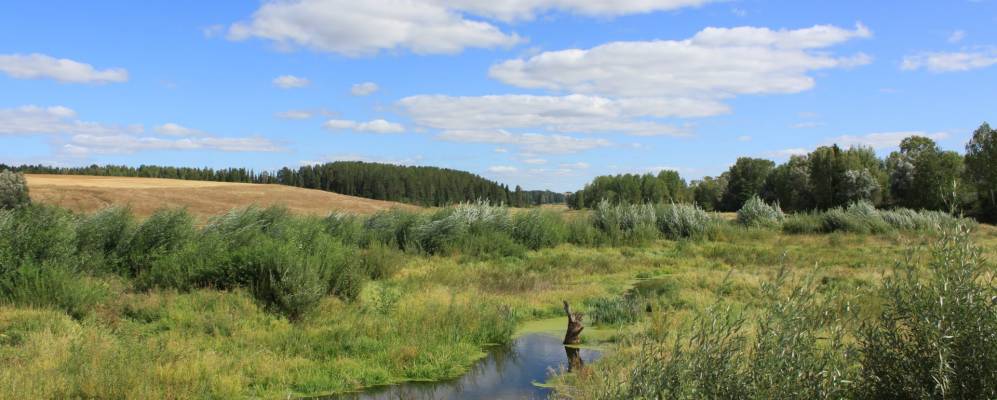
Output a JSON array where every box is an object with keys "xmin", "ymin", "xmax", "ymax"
[{"xmin": 0, "ymin": 195, "xmax": 995, "ymax": 399}]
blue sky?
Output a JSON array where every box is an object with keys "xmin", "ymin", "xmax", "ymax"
[{"xmin": 1, "ymin": 1, "xmax": 995, "ymax": 192}]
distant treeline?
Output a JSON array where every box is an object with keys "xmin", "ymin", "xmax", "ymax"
[
  {"xmin": 2, "ymin": 161, "xmax": 565, "ymax": 207},
  {"xmin": 568, "ymin": 122, "xmax": 997, "ymax": 222}
]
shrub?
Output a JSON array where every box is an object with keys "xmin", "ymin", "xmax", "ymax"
[
  {"xmin": 76, "ymin": 206, "xmax": 134, "ymax": 272},
  {"xmin": 591, "ymin": 200, "xmax": 659, "ymax": 244},
  {"xmin": 736, "ymin": 196, "xmax": 784, "ymax": 228},
  {"xmin": 412, "ymin": 201, "xmax": 511, "ymax": 255},
  {"xmin": 0, "ymin": 169, "xmax": 30, "ymax": 210},
  {"xmin": 565, "ymin": 215, "xmax": 606, "ymax": 246},
  {"xmin": 782, "ymin": 212, "xmax": 825, "ymax": 234},
  {"xmin": 0, "ymin": 204, "xmax": 77, "ymax": 269},
  {"xmin": 655, "ymin": 203, "xmax": 715, "ymax": 240},
  {"xmin": 324, "ymin": 212, "xmax": 363, "ymax": 245},
  {"xmin": 120, "ymin": 208, "xmax": 196, "ymax": 276},
  {"xmin": 512, "ymin": 209, "xmax": 568, "ymax": 250},
  {"xmin": 858, "ymin": 226, "xmax": 997, "ymax": 399},
  {"xmin": 361, "ymin": 209, "xmax": 423, "ymax": 250}
]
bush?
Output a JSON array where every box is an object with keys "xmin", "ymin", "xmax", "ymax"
[
  {"xmin": 361, "ymin": 209, "xmax": 423, "ymax": 250},
  {"xmin": 120, "ymin": 208, "xmax": 196, "ymax": 276},
  {"xmin": 565, "ymin": 215, "xmax": 606, "ymax": 246},
  {"xmin": 736, "ymin": 196, "xmax": 784, "ymax": 228},
  {"xmin": 782, "ymin": 212, "xmax": 825, "ymax": 234},
  {"xmin": 591, "ymin": 200, "xmax": 659, "ymax": 244},
  {"xmin": 0, "ymin": 169, "xmax": 30, "ymax": 210},
  {"xmin": 76, "ymin": 206, "xmax": 134, "ymax": 272},
  {"xmin": 586, "ymin": 296, "xmax": 642, "ymax": 326},
  {"xmin": 512, "ymin": 209, "xmax": 567, "ymax": 250},
  {"xmin": 0, "ymin": 204, "xmax": 77, "ymax": 269},
  {"xmin": 655, "ymin": 203, "xmax": 716, "ymax": 240},
  {"xmin": 858, "ymin": 226, "xmax": 997, "ymax": 399},
  {"xmin": 412, "ymin": 201, "xmax": 512, "ymax": 255}
]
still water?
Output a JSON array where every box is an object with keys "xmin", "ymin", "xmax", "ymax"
[{"xmin": 328, "ymin": 333, "xmax": 602, "ymax": 400}]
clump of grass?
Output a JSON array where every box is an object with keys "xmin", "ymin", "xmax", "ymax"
[
  {"xmin": 120, "ymin": 207, "xmax": 196, "ymax": 276},
  {"xmin": 411, "ymin": 201, "xmax": 514, "ymax": 255},
  {"xmin": 858, "ymin": 225, "xmax": 997, "ymax": 399},
  {"xmin": 75, "ymin": 206, "xmax": 134, "ymax": 272},
  {"xmin": 736, "ymin": 196, "xmax": 785, "ymax": 228},
  {"xmin": 655, "ymin": 203, "xmax": 716, "ymax": 240},
  {"xmin": 783, "ymin": 201, "xmax": 966, "ymax": 235},
  {"xmin": 585, "ymin": 296, "xmax": 643, "ymax": 326}
]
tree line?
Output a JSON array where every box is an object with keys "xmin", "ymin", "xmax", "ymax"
[
  {"xmin": 569, "ymin": 122, "xmax": 997, "ymax": 222},
  {"xmin": 2, "ymin": 161, "xmax": 565, "ymax": 207}
]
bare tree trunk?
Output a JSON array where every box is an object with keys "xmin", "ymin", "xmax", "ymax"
[
  {"xmin": 564, "ymin": 346, "xmax": 584, "ymax": 372},
  {"xmin": 563, "ymin": 300, "xmax": 584, "ymax": 345}
]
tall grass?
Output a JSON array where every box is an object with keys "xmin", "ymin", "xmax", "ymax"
[
  {"xmin": 783, "ymin": 201, "xmax": 967, "ymax": 234},
  {"xmin": 858, "ymin": 226, "xmax": 997, "ymax": 399},
  {"xmin": 513, "ymin": 209, "xmax": 568, "ymax": 250}
]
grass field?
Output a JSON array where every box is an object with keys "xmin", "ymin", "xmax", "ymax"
[
  {"xmin": 1, "ymin": 190, "xmax": 995, "ymax": 399},
  {"xmin": 25, "ymin": 174, "xmax": 417, "ymax": 218}
]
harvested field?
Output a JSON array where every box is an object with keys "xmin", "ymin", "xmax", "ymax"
[{"xmin": 25, "ymin": 174, "xmax": 417, "ymax": 218}]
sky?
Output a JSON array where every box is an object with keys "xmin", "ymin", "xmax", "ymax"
[{"xmin": 1, "ymin": 1, "xmax": 995, "ymax": 192}]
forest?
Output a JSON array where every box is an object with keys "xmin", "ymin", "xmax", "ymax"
[
  {"xmin": 569, "ymin": 122, "xmax": 997, "ymax": 222},
  {"xmin": 2, "ymin": 161, "xmax": 565, "ymax": 207}
]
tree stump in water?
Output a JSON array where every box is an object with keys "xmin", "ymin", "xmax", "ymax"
[{"xmin": 562, "ymin": 301, "xmax": 584, "ymax": 345}]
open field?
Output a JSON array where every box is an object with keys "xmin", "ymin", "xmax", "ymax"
[
  {"xmin": 24, "ymin": 174, "xmax": 417, "ymax": 218},
  {"xmin": 0, "ymin": 199, "xmax": 995, "ymax": 399}
]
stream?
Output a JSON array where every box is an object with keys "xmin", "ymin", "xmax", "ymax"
[{"xmin": 327, "ymin": 333, "xmax": 603, "ymax": 400}]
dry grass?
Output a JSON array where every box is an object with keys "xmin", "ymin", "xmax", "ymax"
[{"xmin": 25, "ymin": 174, "xmax": 418, "ymax": 218}]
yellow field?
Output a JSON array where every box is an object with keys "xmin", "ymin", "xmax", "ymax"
[{"xmin": 25, "ymin": 174, "xmax": 417, "ymax": 218}]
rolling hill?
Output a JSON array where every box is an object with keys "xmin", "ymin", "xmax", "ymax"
[{"xmin": 25, "ymin": 174, "xmax": 417, "ymax": 218}]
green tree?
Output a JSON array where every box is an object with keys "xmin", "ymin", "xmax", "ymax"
[
  {"xmin": 762, "ymin": 155, "xmax": 814, "ymax": 212},
  {"xmin": 720, "ymin": 157, "xmax": 775, "ymax": 211},
  {"xmin": 888, "ymin": 136, "xmax": 963, "ymax": 211},
  {"xmin": 692, "ymin": 175, "xmax": 727, "ymax": 211},
  {"xmin": 965, "ymin": 122, "xmax": 997, "ymax": 221}
]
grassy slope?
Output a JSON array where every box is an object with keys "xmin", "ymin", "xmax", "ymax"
[
  {"xmin": 25, "ymin": 174, "xmax": 418, "ymax": 218},
  {"xmin": 4, "ymin": 219, "xmax": 993, "ymax": 399}
]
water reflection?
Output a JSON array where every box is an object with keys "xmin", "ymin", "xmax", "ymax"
[{"xmin": 327, "ymin": 334, "xmax": 601, "ymax": 400}]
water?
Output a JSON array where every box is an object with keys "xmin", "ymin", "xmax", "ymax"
[{"xmin": 326, "ymin": 333, "xmax": 602, "ymax": 400}]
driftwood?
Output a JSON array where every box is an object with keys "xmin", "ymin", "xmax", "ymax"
[{"xmin": 562, "ymin": 300, "xmax": 584, "ymax": 345}]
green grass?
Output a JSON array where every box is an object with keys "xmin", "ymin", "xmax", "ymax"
[{"xmin": 0, "ymin": 202, "xmax": 994, "ymax": 399}]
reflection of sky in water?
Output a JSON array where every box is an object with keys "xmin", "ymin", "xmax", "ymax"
[{"xmin": 327, "ymin": 334, "xmax": 602, "ymax": 400}]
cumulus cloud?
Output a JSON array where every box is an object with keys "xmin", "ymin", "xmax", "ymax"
[
  {"xmin": 0, "ymin": 105, "xmax": 281, "ymax": 155},
  {"xmin": 901, "ymin": 49, "xmax": 997, "ymax": 72},
  {"xmin": 489, "ymin": 23, "xmax": 871, "ymax": 99},
  {"xmin": 522, "ymin": 158, "xmax": 547, "ymax": 164},
  {"xmin": 351, "ymin": 82, "xmax": 379, "ymax": 96},
  {"xmin": 228, "ymin": 0, "xmax": 521, "ymax": 56},
  {"xmin": 154, "ymin": 123, "xmax": 206, "ymax": 137},
  {"xmin": 560, "ymin": 162, "xmax": 590, "ymax": 169},
  {"xmin": 765, "ymin": 148, "xmax": 810, "ymax": 158},
  {"xmin": 437, "ymin": 129, "xmax": 611, "ymax": 154},
  {"xmin": 272, "ymin": 75, "xmax": 310, "ymax": 88},
  {"xmin": 0, "ymin": 53, "xmax": 128, "ymax": 84},
  {"xmin": 323, "ymin": 118, "xmax": 405, "ymax": 133},
  {"xmin": 399, "ymin": 94, "xmax": 706, "ymax": 136},
  {"xmin": 226, "ymin": 0, "xmax": 719, "ymax": 56}
]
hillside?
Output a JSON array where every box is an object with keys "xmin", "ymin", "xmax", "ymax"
[{"xmin": 25, "ymin": 174, "xmax": 417, "ymax": 218}]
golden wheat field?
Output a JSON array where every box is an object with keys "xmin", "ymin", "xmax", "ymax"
[{"xmin": 24, "ymin": 174, "xmax": 417, "ymax": 218}]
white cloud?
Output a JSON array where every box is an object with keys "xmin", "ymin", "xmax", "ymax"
[
  {"xmin": 825, "ymin": 131, "xmax": 949, "ymax": 150},
  {"xmin": 494, "ymin": 147, "xmax": 508, "ymax": 153},
  {"xmin": 902, "ymin": 49, "xmax": 997, "ymax": 72},
  {"xmin": 272, "ymin": 75, "xmax": 310, "ymax": 88},
  {"xmin": 275, "ymin": 110, "xmax": 314, "ymax": 119},
  {"xmin": 791, "ymin": 121, "xmax": 823, "ymax": 129},
  {"xmin": 323, "ymin": 118, "xmax": 405, "ymax": 133},
  {"xmin": 227, "ymin": 0, "xmax": 717, "ymax": 56},
  {"xmin": 399, "ymin": 94, "xmax": 707, "ymax": 136},
  {"xmin": 351, "ymin": 82, "xmax": 379, "ymax": 96},
  {"xmin": 737, "ymin": 135, "xmax": 752, "ymax": 141},
  {"xmin": 522, "ymin": 158, "xmax": 547, "ymax": 164},
  {"xmin": 228, "ymin": 0, "xmax": 521, "ymax": 56},
  {"xmin": 948, "ymin": 30, "xmax": 966, "ymax": 44},
  {"xmin": 437, "ymin": 129, "xmax": 611, "ymax": 154},
  {"xmin": 301, "ymin": 153, "xmax": 424, "ymax": 166},
  {"xmin": 154, "ymin": 123, "xmax": 206, "ymax": 137},
  {"xmin": 0, "ymin": 105, "xmax": 281, "ymax": 154},
  {"xmin": 560, "ymin": 162, "xmax": 590, "ymax": 169},
  {"xmin": 488, "ymin": 165, "xmax": 518, "ymax": 173},
  {"xmin": 489, "ymin": 23, "xmax": 871, "ymax": 101},
  {"xmin": 0, "ymin": 53, "xmax": 128, "ymax": 84}
]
